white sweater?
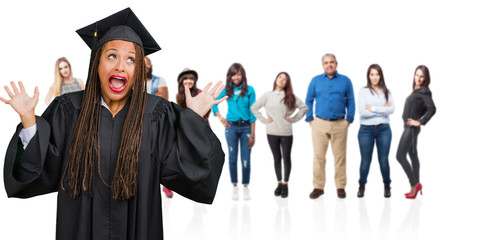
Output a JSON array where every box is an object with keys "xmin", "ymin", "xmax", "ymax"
[{"xmin": 251, "ymin": 90, "xmax": 308, "ymax": 136}]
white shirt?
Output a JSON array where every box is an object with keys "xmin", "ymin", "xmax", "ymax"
[{"xmin": 357, "ymin": 87, "xmax": 395, "ymax": 125}]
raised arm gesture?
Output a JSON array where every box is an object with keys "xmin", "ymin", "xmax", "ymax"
[
  {"xmin": 0, "ymin": 81, "xmax": 39, "ymax": 128},
  {"xmin": 185, "ymin": 81, "xmax": 228, "ymax": 118}
]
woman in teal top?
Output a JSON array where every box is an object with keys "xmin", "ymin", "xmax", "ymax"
[{"xmin": 212, "ymin": 63, "xmax": 256, "ymax": 201}]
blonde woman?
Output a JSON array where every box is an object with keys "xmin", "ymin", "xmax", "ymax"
[{"xmin": 44, "ymin": 57, "xmax": 84, "ymax": 104}]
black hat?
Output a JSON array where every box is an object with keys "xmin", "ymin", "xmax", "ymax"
[
  {"xmin": 178, "ymin": 68, "xmax": 198, "ymax": 82},
  {"xmin": 76, "ymin": 7, "xmax": 161, "ymax": 56}
]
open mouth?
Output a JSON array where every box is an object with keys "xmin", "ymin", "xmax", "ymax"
[{"xmin": 108, "ymin": 75, "xmax": 128, "ymax": 93}]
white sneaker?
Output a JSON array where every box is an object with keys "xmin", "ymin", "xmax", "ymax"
[
  {"xmin": 243, "ymin": 186, "xmax": 251, "ymax": 201},
  {"xmin": 232, "ymin": 186, "xmax": 239, "ymax": 200}
]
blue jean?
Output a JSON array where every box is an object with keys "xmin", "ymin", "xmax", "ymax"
[
  {"xmin": 357, "ymin": 123, "xmax": 392, "ymax": 184},
  {"xmin": 225, "ymin": 122, "xmax": 252, "ymax": 185}
]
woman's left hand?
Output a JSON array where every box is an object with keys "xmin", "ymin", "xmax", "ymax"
[
  {"xmin": 285, "ymin": 116, "xmax": 292, "ymax": 122},
  {"xmin": 186, "ymin": 81, "xmax": 228, "ymax": 117},
  {"xmin": 406, "ymin": 118, "xmax": 421, "ymax": 127},
  {"xmin": 248, "ymin": 135, "xmax": 255, "ymax": 148}
]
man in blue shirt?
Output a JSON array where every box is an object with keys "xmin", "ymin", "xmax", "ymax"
[{"xmin": 305, "ymin": 53, "xmax": 355, "ymax": 199}]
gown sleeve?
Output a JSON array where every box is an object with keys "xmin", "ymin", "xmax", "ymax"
[
  {"xmin": 4, "ymin": 96, "xmax": 73, "ymax": 198},
  {"xmin": 155, "ymin": 101, "xmax": 225, "ymax": 204}
]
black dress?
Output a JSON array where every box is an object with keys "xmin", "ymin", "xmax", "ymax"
[{"xmin": 3, "ymin": 91, "xmax": 224, "ymax": 240}]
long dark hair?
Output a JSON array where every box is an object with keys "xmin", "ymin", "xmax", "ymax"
[
  {"xmin": 366, "ymin": 64, "xmax": 389, "ymax": 102},
  {"xmin": 412, "ymin": 65, "xmax": 431, "ymax": 91},
  {"xmin": 62, "ymin": 43, "xmax": 147, "ymax": 200},
  {"xmin": 272, "ymin": 72, "xmax": 296, "ymax": 110},
  {"xmin": 226, "ymin": 63, "xmax": 248, "ymax": 98},
  {"xmin": 176, "ymin": 73, "xmax": 199, "ymax": 109}
]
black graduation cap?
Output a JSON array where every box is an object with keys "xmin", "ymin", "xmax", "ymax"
[{"xmin": 76, "ymin": 7, "xmax": 161, "ymax": 56}]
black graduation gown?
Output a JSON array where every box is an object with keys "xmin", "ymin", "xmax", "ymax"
[{"xmin": 3, "ymin": 91, "xmax": 224, "ymax": 240}]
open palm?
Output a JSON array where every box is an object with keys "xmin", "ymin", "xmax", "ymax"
[
  {"xmin": 0, "ymin": 81, "xmax": 39, "ymax": 128},
  {"xmin": 185, "ymin": 81, "xmax": 227, "ymax": 118}
]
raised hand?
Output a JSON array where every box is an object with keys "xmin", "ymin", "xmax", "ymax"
[
  {"xmin": 185, "ymin": 81, "xmax": 228, "ymax": 118},
  {"xmin": 0, "ymin": 81, "xmax": 39, "ymax": 128}
]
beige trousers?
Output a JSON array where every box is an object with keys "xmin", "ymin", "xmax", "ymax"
[{"xmin": 311, "ymin": 117, "xmax": 349, "ymax": 189}]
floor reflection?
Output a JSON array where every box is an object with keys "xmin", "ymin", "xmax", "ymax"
[
  {"xmin": 358, "ymin": 199, "xmax": 373, "ymax": 240},
  {"xmin": 162, "ymin": 191, "xmax": 422, "ymax": 240},
  {"xmin": 334, "ymin": 199, "xmax": 347, "ymax": 240},
  {"xmin": 312, "ymin": 198, "xmax": 327, "ymax": 238},
  {"xmin": 397, "ymin": 200, "xmax": 421, "ymax": 240},
  {"xmin": 358, "ymin": 198, "xmax": 393, "ymax": 240},
  {"xmin": 379, "ymin": 199, "xmax": 391, "ymax": 240},
  {"xmin": 182, "ymin": 203, "xmax": 207, "ymax": 240},
  {"xmin": 273, "ymin": 198, "xmax": 291, "ymax": 240},
  {"xmin": 229, "ymin": 202, "xmax": 251, "ymax": 240}
]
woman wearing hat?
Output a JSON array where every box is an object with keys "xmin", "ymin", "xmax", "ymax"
[
  {"xmin": 176, "ymin": 68, "xmax": 210, "ymax": 122},
  {"xmin": 1, "ymin": 8, "xmax": 226, "ymax": 240}
]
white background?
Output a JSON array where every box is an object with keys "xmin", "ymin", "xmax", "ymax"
[{"xmin": 1, "ymin": 0, "xmax": 479, "ymax": 239}]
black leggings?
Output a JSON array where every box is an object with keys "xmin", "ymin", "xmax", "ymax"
[
  {"xmin": 267, "ymin": 135, "xmax": 293, "ymax": 182},
  {"xmin": 396, "ymin": 126, "xmax": 421, "ymax": 186}
]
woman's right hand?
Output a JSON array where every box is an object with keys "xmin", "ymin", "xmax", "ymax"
[
  {"xmin": 266, "ymin": 117, "xmax": 273, "ymax": 124},
  {"xmin": 0, "ymin": 81, "xmax": 39, "ymax": 128},
  {"xmin": 215, "ymin": 112, "xmax": 230, "ymax": 128},
  {"xmin": 220, "ymin": 117, "xmax": 230, "ymax": 128}
]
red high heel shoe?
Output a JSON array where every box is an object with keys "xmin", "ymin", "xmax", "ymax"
[{"xmin": 406, "ymin": 183, "xmax": 422, "ymax": 199}]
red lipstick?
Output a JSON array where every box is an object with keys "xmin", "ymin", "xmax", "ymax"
[{"xmin": 108, "ymin": 75, "xmax": 128, "ymax": 93}]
